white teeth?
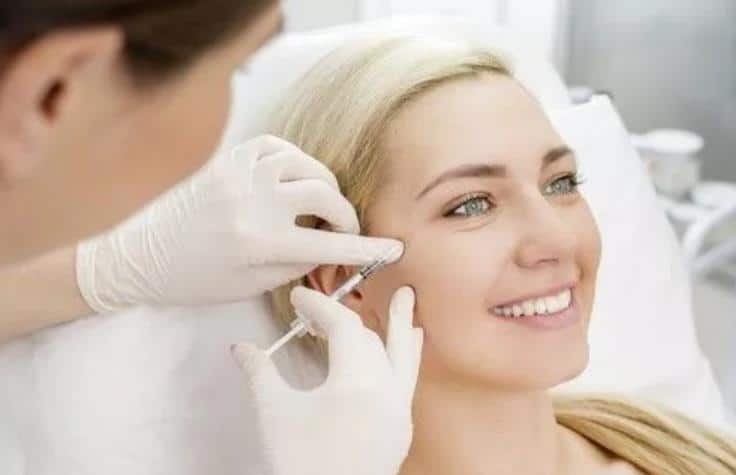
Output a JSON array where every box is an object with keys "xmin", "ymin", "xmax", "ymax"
[
  {"xmin": 558, "ymin": 289, "xmax": 571, "ymax": 309},
  {"xmin": 545, "ymin": 296, "xmax": 560, "ymax": 313},
  {"xmin": 493, "ymin": 288, "xmax": 572, "ymax": 318}
]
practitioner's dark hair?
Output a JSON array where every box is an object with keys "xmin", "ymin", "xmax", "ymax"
[{"xmin": 0, "ymin": 0, "xmax": 277, "ymax": 81}]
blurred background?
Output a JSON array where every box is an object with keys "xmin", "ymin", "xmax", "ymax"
[
  {"xmin": 280, "ymin": 0, "xmax": 736, "ymax": 410},
  {"xmin": 281, "ymin": 0, "xmax": 735, "ymax": 179}
]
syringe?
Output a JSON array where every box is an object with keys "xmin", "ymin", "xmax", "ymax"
[{"xmin": 265, "ymin": 247, "xmax": 400, "ymax": 357}]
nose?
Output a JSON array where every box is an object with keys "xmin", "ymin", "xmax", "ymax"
[{"xmin": 512, "ymin": 191, "xmax": 577, "ymax": 269}]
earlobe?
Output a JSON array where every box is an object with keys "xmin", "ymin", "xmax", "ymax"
[
  {"xmin": 0, "ymin": 27, "xmax": 122, "ymax": 184},
  {"xmin": 306, "ymin": 265, "xmax": 362, "ymax": 304}
]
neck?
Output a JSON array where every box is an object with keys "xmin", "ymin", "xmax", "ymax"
[{"xmin": 401, "ymin": 378, "xmax": 571, "ymax": 475}]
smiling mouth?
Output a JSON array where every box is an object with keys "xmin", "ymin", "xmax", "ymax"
[{"xmin": 492, "ymin": 288, "xmax": 573, "ymax": 318}]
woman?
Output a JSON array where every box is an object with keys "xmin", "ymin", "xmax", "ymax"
[{"xmin": 269, "ymin": 35, "xmax": 736, "ymax": 474}]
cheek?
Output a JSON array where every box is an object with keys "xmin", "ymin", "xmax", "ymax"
[
  {"xmin": 587, "ymin": 207, "xmax": 602, "ymax": 273},
  {"xmin": 366, "ymin": 226, "xmax": 509, "ymax": 313},
  {"xmin": 362, "ymin": 225, "xmax": 514, "ymax": 378},
  {"xmin": 132, "ymin": 69, "xmax": 232, "ymax": 188},
  {"xmin": 191, "ymin": 77, "xmax": 232, "ymax": 148},
  {"xmin": 164, "ymin": 74, "xmax": 232, "ymax": 172},
  {"xmin": 409, "ymin": 229, "xmax": 524, "ymax": 382},
  {"xmin": 577, "ymin": 202, "xmax": 602, "ymax": 316},
  {"xmin": 404, "ymin": 229, "xmax": 508, "ymax": 326},
  {"xmin": 363, "ymin": 203, "xmax": 598, "ymax": 390}
]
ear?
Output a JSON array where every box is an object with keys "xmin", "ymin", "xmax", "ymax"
[
  {"xmin": 0, "ymin": 27, "xmax": 122, "ymax": 185},
  {"xmin": 305, "ymin": 265, "xmax": 381, "ymax": 333}
]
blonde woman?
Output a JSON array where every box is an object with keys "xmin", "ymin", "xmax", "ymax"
[{"xmin": 268, "ymin": 35, "xmax": 736, "ymax": 474}]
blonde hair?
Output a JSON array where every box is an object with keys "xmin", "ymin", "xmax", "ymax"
[
  {"xmin": 555, "ymin": 395, "xmax": 736, "ymax": 474},
  {"xmin": 267, "ymin": 35, "xmax": 736, "ymax": 474},
  {"xmin": 268, "ymin": 35, "xmax": 512, "ymax": 333}
]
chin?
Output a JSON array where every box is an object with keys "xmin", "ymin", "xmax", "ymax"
[
  {"xmin": 482, "ymin": 340, "xmax": 591, "ymax": 391},
  {"xmin": 530, "ymin": 341, "xmax": 590, "ymax": 390}
]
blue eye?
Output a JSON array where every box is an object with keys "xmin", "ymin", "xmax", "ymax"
[
  {"xmin": 544, "ymin": 173, "xmax": 583, "ymax": 196},
  {"xmin": 446, "ymin": 195, "xmax": 493, "ymax": 217}
]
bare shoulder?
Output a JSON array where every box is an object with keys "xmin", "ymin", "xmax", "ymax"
[
  {"xmin": 602, "ymin": 459, "xmax": 645, "ymax": 475},
  {"xmin": 559, "ymin": 424, "xmax": 646, "ymax": 475}
]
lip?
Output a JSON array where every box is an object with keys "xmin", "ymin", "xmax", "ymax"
[
  {"xmin": 492, "ymin": 281, "xmax": 578, "ymax": 308},
  {"xmin": 488, "ymin": 287, "xmax": 581, "ymax": 331}
]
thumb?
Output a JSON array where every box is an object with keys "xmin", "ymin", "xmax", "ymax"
[
  {"xmin": 386, "ymin": 287, "xmax": 424, "ymax": 401},
  {"xmin": 231, "ymin": 342, "xmax": 291, "ymax": 401}
]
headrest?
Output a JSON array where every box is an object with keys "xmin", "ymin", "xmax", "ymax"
[{"xmin": 219, "ymin": 15, "xmax": 571, "ymax": 151}]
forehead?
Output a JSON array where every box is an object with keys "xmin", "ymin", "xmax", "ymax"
[{"xmin": 380, "ymin": 74, "xmax": 562, "ymax": 187}]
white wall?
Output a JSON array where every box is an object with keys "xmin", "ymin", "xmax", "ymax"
[
  {"xmin": 282, "ymin": 0, "xmax": 361, "ymax": 31},
  {"xmin": 566, "ymin": 0, "xmax": 736, "ymax": 180},
  {"xmin": 359, "ymin": 0, "xmax": 505, "ymax": 24},
  {"xmin": 281, "ymin": 0, "xmax": 570, "ymax": 70},
  {"xmin": 505, "ymin": 0, "xmax": 570, "ymax": 70}
]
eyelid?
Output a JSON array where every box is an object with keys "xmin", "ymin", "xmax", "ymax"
[
  {"xmin": 546, "ymin": 168, "xmax": 578, "ymax": 181},
  {"xmin": 440, "ymin": 170, "xmax": 581, "ymax": 218},
  {"xmin": 442, "ymin": 192, "xmax": 493, "ymax": 217},
  {"xmin": 543, "ymin": 171, "xmax": 584, "ymax": 195},
  {"xmin": 544, "ymin": 170, "xmax": 579, "ymax": 186}
]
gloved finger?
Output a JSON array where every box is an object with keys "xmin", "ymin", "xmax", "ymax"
[
  {"xmin": 273, "ymin": 227, "xmax": 403, "ymax": 266},
  {"xmin": 385, "ymin": 287, "xmax": 422, "ymax": 391},
  {"xmin": 290, "ymin": 286, "xmax": 377, "ymax": 377},
  {"xmin": 231, "ymin": 342, "xmax": 292, "ymax": 402},
  {"xmin": 255, "ymin": 149, "xmax": 339, "ymax": 190},
  {"xmin": 290, "ymin": 286, "xmax": 363, "ymax": 338},
  {"xmin": 229, "ymin": 134, "xmax": 301, "ymax": 163},
  {"xmin": 229, "ymin": 135, "xmax": 298, "ymax": 186},
  {"xmin": 280, "ymin": 179, "xmax": 359, "ymax": 234}
]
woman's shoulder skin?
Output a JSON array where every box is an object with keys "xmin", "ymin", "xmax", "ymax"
[
  {"xmin": 561, "ymin": 425, "xmax": 644, "ymax": 474},
  {"xmin": 602, "ymin": 460, "xmax": 645, "ymax": 475}
]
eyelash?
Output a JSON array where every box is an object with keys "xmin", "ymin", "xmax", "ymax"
[
  {"xmin": 543, "ymin": 172, "xmax": 585, "ymax": 196},
  {"xmin": 445, "ymin": 193, "xmax": 493, "ymax": 218},
  {"xmin": 444, "ymin": 172, "xmax": 585, "ymax": 218}
]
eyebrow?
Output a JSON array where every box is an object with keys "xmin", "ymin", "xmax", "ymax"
[{"xmin": 415, "ymin": 145, "xmax": 573, "ymax": 200}]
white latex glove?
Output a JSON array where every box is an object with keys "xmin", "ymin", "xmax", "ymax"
[
  {"xmin": 232, "ymin": 286, "xmax": 423, "ymax": 475},
  {"xmin": 76, "ymin": 135, "xmax": 401, "ymax": 312}
]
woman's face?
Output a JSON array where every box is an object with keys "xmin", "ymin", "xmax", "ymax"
[{"xmin": 345, "ymin": 74, "xmax": 600, "ymax": 391}]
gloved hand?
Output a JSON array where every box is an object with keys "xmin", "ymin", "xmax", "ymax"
[
  {"xmin": 232, "ymin": 286, "xmax": 423, "ymax": 475},
  {"xmin": 76, "ymin": 135, "xmax": 401, "ymax": 312}
]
